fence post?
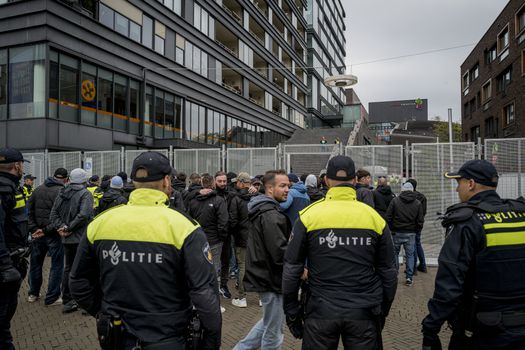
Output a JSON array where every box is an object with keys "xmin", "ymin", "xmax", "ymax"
[
  {"xmin": 221, "ymin": 145, "xmax": 227, "ymax": 172},
  {"xmin": 169, "ymin": 145, "xmax": 174, "ymax": 167},
  {"xmin": 477, "ymin": 137, "xmax": 482, "ymax": 160},
  {"xmin": 519, "ymin": 139, "xmax": 522, "ymax": 197},
  {"xmin": 120, "ymin": 147, "xmax": 125, "ymax": 172},
  {"xmin": 249, "ymin": 149, "xmax": 253, "ymax": 175},
  {"xmin": 405, "ymin": 140, "xmax": 410, "ymax": 179}
]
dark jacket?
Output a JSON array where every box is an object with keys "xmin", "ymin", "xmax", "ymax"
[
  {"xmin": 229, "ymin": 189, "xmax": 257, "ymax": 248},
  {"xmin": 69, "ymin": 188, "xmax": 221, "ymax": 348},
  {"xmin": 122, "ymin": 182, "xmax": 135, "ymax": 201},
  {"xmin": 373, "ymin": 185, "xmax": 395, "ymax": 219},
  {"xmin": 97, "ymin": 188, "xmax": 128, "ymax": 215},
  {"xmin": 413, "ymin": 190, "xmax": 427, "ymax": 217},
  {"xmin": 172, "ymin": 178, "xmax": 187, "ymax": 193},
  {"xmin": 244, "ymin": 195, "xmax": 291, "ymax": 293},
  {"xmin": 184, "ymin": 183, "xmax": 203, "ymax": 208},
  {"xmin": 283, "ymin": 185, "xmax": 397, "ymax": 319},
  {"xmin": 385, "ymin": 191, "xmax": 424, "ymax": 233},
  {"xmin": 188, "ymin": 191, "xmax": 228, "ymax": 245},
  {"xmin": 27, "ymin": 177, "xmax": 64, "ymax": 236},
  {"xmin": 356, "ymin": 183, "xmax": 375, "ymax": 208},
  {"xmin": 0, "ymin": 172, "xmax": 28, "ymax": 253},
  {"xmin": 422, "ymin": 191, "xmax": 525, "ymax": 346},
  {"xmin": 50, "ymin": 184, "xmax": 94, "ymax": 244},
  {"xmin": 169, "ymin": 189, "xmax": 186, "ymax": 213},
  {"xmin": 280, "ymin": 182, "xmax": 310, "ymax": 226},
  {"xmin": 306, "ymin": 186, "xmax": 325, "ymax": 203}
]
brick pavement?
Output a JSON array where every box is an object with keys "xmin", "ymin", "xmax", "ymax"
[{"xmin": 12, "ymin": 259, "xmax": 449, "ymax": 349}]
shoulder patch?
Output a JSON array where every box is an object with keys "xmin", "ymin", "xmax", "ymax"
[{"xmin": 202, "ymin": 242, "xmax": 213, "ymax": 264}]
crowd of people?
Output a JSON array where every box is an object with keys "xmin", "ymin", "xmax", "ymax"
[{"xmin": 1, "ymin": 146, "xmax": 525, "ymax": 350}]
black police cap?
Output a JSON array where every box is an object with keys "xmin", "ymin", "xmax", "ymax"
[
  {"xmin": 24, "ymin": 174, "xmax": 36, "ymax": 180},
  {"xmin": 0, "ymin": 148, "xmax": 29, "ymax": 164},
  {"xmin": 131, "ymin": 151, "xmax": 172, "ymax": 183},
  {"xmin": 444, "ymin": 159, "xmax": 499, "ymax": 187},
  {"xmin": 326, "ymin": 155, "xmax": 356, "ymax": 181}
]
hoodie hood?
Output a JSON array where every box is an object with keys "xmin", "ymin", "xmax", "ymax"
[
  {"xmin": 399, "ymin": 190, "xmax": 417, "ymax": 203},
  {"xmin": 60, "ymin": 183, "xmax": 86, "ymax": 199},
  {"xmin": 101, "ymin": 188, "xmax": 123, "ymax": 203},
  {"xmin": 291, "ymin": 182, "xmax": 307, "ymax": 194},
  {"xmin": 305, "ymin": 175, "xmax": 317, "ymax": 188},
  {"xmin": 377, "ymin": 185, "xmax": 393, "ymax": 195},
  {"xmin": 196, "ymin": 189, "xmax": 217, "ymax": 201},
  {"xmin": 248, "ymin": 194, "xmax": 279, "ymax": 215},
  {"xmin": 188, "ymin": 183, "xmax": 202, "ymax": 192},
  {"xmin": 45, "ymin": 177, "xmax": 65, "ymax": 187},
  {"xmin": 172, "ymin": 178, "xmax": 186, "ymax": 191}
]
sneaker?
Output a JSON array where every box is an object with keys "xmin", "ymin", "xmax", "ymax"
[
  {"xmin": 28, "ymin": 294, "xmax": 40, "ymax": 303},
  {"xmin": 45, "ymin": 297, "xmax": 63, "ymax": 306},
  {"xmin": 220, "ymin": 306, "xmax": 226, "ymax": 313},
  {"xmin": 259, "ymin": 299, "xmax": 262, "ymax": 307},
  {"xmin": 62, "ymin": 300, "xmax": 79, "ymax": 314},
  {"xmin": 232, "ymin": 298, "xmax": 247, "ymax": 308},
  {"xmin": 406, "ymin": 278, "xmax": 413, "ymax": 286},
  {"xmin": 219, "ymin": 286, "xmax": 232, "ymax": 299}
]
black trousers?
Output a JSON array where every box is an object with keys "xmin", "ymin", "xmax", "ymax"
[
  {"xmin": 62, "ymin": 243, "xmax": 78, "ymax": 304},
  {"xmin": 302, "ymin": 318, "xmax": 379, "ymax": 350},
  {"xmin": 449, "ymin": 329, "xmax": 525, "ymax": 350},
  {"xmin": 220, "ymin": 235, "xmax": 231, "ymax": 287},
  {"xmin": 0, "ymin": 261, "xmax": 25, "ymax": 350}
]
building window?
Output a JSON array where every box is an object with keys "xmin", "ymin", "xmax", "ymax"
[
  {"xmin": 522, "ymin": 50, "xmax": 525, "ymax": 76},
  {"xmin": 497, "ymin": 25, "xmax": 509, "ymax": 55},
  {"xmin": 462, "ymin": 72, "xmax": 469, "ymax": 90},
  {"xmin": 154, "ymin": 35, "xmax": 165, "ymax": 55},
  {"xmin": 129, "ymin": 21, "xmax": 141, "ymax": 42},
  {"xmin": 516, "ymin": 4, "xmax": 525, "ymax": 36},
  {"xmin": 97, "ymin": 68, "xmax": 113, "ymax": 129},
  {"xmin": 481, "ymin": 80, "xmax": 492, "ymax": 103},
  {"xmin": 0, "ymin": 49, "xmax": 7, "ymax": 120},
  {"xmin": 59, "ymin": 54, "xmax": 80, "ymax": 122},
  {"xmin": 469, "ymin": 64, "xmax": 479, "ymax": 83},
  {"xmin": 485, "ymin": 45, "xmax": 497, "ymax": 64},
  {"xmin": 142, "ymin": 15, "xmax": 153, "ymax": 49},
  {"xmin": 175, "ymin": 34, "xmax": 185, "ymax": 65},
  {"xmin": 496, "ymin": 67, "xmax": 512, "ymax": 93},
  {"xmin": 100, "ymin": 4, "xmax": 142, "ymax": 44},
  {"xmin": 470, "ymin": 126, "xmax": 480, "ymax": 141},
  {"xmin": 485, "ymin": 117, "xmax": 496, "ymax": 138},
  {"xmin": 154, "ymin": 89, "xmax": 164, "ymax": 138},
  {"xmin": 100, "ymin": 4, "xmax": 114, "ymax": 28},
  {"xmin": 129, "ymin": 79, "xmax": 140, "ymax": 135},
  {"xmin": 8, "ymin": 44, "xmax": 46, "ymax": 119},
  {"xmin": 158, "ymin": 0, "xmax": 183, "ymax": 17},
  {"xmin": 113, "ymin": 74, "xmax": 128, "ymax": 132},
  {"xmin": 463, "ymin": 102, "xmax": 470, "ymax": 118},
  {"xmin": 503, "ymin": 103, "xmax": 515, "ymax": 126},
  {"xmin": 80, "ymin": 62, "xmax": 96, "ymax": 126}
]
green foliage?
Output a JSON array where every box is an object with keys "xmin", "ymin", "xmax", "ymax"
[{"xmin": 432, "ymin": 120, "xmax": 462, "ymax": 142}]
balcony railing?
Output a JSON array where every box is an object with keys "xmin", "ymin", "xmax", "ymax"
[
  {"xmin": 249, "ymin": 30, "xmax": 264, "ymax": 46},
  {"xmin": 215, "ymin": 39, "xmax": 237, "ymax": 57},
  {"xmin": 222, "ymin": 4, "xmax": 242, "ymax": 24},
  {"xmin": 222, "ymin": 82, "xmax": 242, "ymax": 95}
]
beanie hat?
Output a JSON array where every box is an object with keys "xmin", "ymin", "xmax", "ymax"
[
  {"xmin": 288, "ymin": 173, "xmax": 299, "ymax": 183},
  {"xmin": 401, "ymin": 182, "xmax": 414, "ymax": 192},
  {"xmin": 110, "ymin": 176, "xmax": 124, "ymax": 189},
  {"xmin": 70, "ymin": 168, "xmax": 89, "ymax": 184}
]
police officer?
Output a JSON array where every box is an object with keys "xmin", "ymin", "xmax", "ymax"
[
  {"xmin": 283, "ymin": 155, "xmax": 398, "ymax": 349},
  {"xmin": 422, "ymin": 159, "xmax": 525, "ymax": 350},
  {"xmin": 87, "ymin": 175, "xmax": 103, "ymax": 209},
  {"xmin": 70, "ymin": 152, "xmax": 222, "ymax": 350},
  {"xmin": 22, "ymin": 174, "xmax": 36, "ymax": 199},
  {"xmin": 0, "ymin": 148, "xmax": 30, "ymax": 350}
]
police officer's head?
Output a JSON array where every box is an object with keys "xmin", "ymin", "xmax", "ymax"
[
  {"xmin": 444, "ymin": 159, "xmax": 499, "ymax": 203},
  {"xmin": 325, "ymin": 155, "xmax": 356, "ymax": 188},
  {"xmin": 262, "ymin": 169, "xmax": 289, "ymax": 202},
  {"xmin": 24, "ymin": 174, "xmax": 36, "ymax": 187},
  {"xmin": 0, "ymin": 148, "xmax": 27, "ymax": 180},
  {"xmin": 131, "ymin": 152, "xmax": 173, "ymax": 196}
]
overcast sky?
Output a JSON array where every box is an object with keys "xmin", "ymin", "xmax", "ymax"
[{"xmin": 344, "ymin": 1, "xmax": 508, "ymax": 121}]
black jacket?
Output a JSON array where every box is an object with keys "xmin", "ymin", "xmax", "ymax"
[
  {"xmin": 0, "ymin": 172, "xmax": 28, "ymax": 252},
  {"xmin": 184, "ymin": 183, "xmax": 203, "ymax": 208},
  {"xmin": 169, "ymin": 189, "xmax": 186, "ymax": 213},
  {"xmin": 122, "ymin": 182, "xmax": 135, "ymax": 201},
  {"xmin": 188, "ymin": 191, "xmax": 228, "ymax": 245},
  {"xmin": 69, "ymin": 188, "xmax": 221, "ymax": 348},
  {"xmin": 97, "ymin": 188, "xmax": 128, "ymax": 215},
  {"xmin": 50, "ymin": 184, "xmax": 94, "ymax": 244},
  {"xmin": 306, "ymin": 186, "xmax": 325, "ymax": 203},
  {"xmin": 373, "ymin": 185, "xmax": 395, "ymax": 219},
  {"xmin": 28, "ymin": 177, "xmax": 64, "ymax": 236},
  {"xmin": 385, "ymin": 191, "xmax": 424, "ymax": 233},
  {"xmin": 422, "ymin": 191, "xmax": 525, "ymax": 343},
  {"xmin": 172, "ymin": 178, "xmax": 187, "ymax": 193},
  {"xmin": 356, "ymin": 183, "xmax": 375, "ymax": 208},
  {"xmin": 229, "ymin": 189, "xmax": 257, "ymax": 248},
  {"xmin": 413, "ymin": 190, "xmax": 427, "ymax": 217},
  {"xmin": 283, "ymin": 185, "xmax": 397, "ymax": 319},
  {"xmin": 244, "ymin": 195, "xmax": 291, "ymax": 294}
]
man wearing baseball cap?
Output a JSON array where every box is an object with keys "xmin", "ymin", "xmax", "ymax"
[
  {"xmin": 422, "ymin": 159, "xmax": 525, "ymax": 349},
  {"xmin": 22, "ymin": 174, "xmax": 37, "ymax": 199},
  {"xmin": 0, "ymin": 148, "xmax": 30, "ymax": 349},
  {"xmin": 283, "ymin": 155, "xmax": 397, "ymax": 349},
  {"xmin": 70, "ymin": 151, "xmax": 221, "ymax": 349}
]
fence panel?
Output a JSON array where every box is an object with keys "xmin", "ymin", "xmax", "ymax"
[
  {"xmin": 124, "ymin": 150, "xmax": 169, "ymax": 176},
  {"xmin": 227, "ymin": 148, "xmax": 277, "ymax": 175},
  {"xmin": 284, "ymin": 144, "xmax": 337, "ymax": 175},
  {"xmin": 47, "ymin": 152, "xmax": 82, "ymax": 177},
  {"xmin": 412, "ymin": 142, "xmax": 476, "ymax": 260},
  {"xmin": 173, "ymin": 149, "xmax": 221, "ymax": 175},
  {"xmin": 345, "ymin": 145, "xmax": 404, "ymax": 193},
  {"xmin": 484, "ymin": 139, "xmax": 525, "ymax": 199},
  {"xmin": 22, "ymin": 152, "xmax": 46, "ymax": 187},
  {"xmin": 83, "ymin": 151, "xmax": 121, "ymax": 177}
]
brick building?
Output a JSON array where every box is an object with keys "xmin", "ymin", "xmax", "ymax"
[{"xmin": 461, "ymin": 0, "xmax": 525, "ymax": 143}]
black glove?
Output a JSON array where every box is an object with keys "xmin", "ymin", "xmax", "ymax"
[
  {"xmin": 0, "ymin": 258, "xmax": 21, "ymax": 283},
  {"xmin": 286, "ymin": 313, "xmax": 304, "ymax": 339},
  {"xmin": 422, "ymin": 331, "xmax": 442, "ymax": 350}
]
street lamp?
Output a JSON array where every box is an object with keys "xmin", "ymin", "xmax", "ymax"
[{"xmin": 323, "ymin": 74, "xmax": 358, "ymax": 88}]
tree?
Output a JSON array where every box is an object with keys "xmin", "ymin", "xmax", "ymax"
[{"xmin": 432, "ymin": 118, "xmax": 462, "ymax": 142}]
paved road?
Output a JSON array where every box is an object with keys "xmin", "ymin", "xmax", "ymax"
[{"xmin": 12, "ymin": 260, "xmax": 449, "ymax": 349}]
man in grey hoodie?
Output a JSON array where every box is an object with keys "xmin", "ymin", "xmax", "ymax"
[{"xmin": 50, "ymin": 168, "xmax": 94, "ymax": 313}]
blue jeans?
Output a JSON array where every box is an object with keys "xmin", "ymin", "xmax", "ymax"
[
  {"xmin": 233, "ymin": 292, "xmax": 285, "ymax": 350},
  {"xmin": 393, "ymin": 232, "xmax": 416, "ymax": 280},
  {"xmin": 413, "ymin": 231, "xmax": 427, "ymax": 270},
  {"xmin": 29, "ymin": 236, "xmax": 64, "ymax": 304}
]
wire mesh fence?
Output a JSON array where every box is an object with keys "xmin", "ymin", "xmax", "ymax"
[
  {"xmin": 124, "ymin": 149, "xmax": 169, "ymax": 176},
  {"xmin": 22, "ymin": 152, "xmax": 46, "ymax": 187},
  {"xmin": 284, "ymin": 144, "xmax": 339, "ymax": 174},
  {"xmin": 411, "ymin": 142, "xmax": 476, "ymax": 260},
  {"xmin": 227, "ymin": 148, "xmax": 278, "ymax": 176},
  {"xmin": 84, "ymin": 151, "xmax": 121, "ymax": 179},
  {"xmin": 485, "ymin": 138, "xmax": 525, "ymax": 199},
  {"xmin": 173, "ymin": 149, "xmax": 222, "ymax": 176},
  {"xmin": 47, "ymin": 152, "xmax": 82, "ymax": 179}
]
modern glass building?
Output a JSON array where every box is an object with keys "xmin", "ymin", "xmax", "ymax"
[
  {"xmin": 0, "ymin": 0, "xmax": 311, "ymax": 151},
  {"xmin": 305, "ymin": 0, "xmax": 347, "ymax": 127}
]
